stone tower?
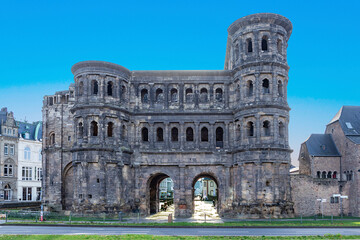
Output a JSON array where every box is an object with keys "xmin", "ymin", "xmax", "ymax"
[
  {"xmin": 224, "ymin": 13, "xmax": 293, "ymax": 214},
  {"xmin": 42, "ymin": 13, "xmax": 294, "ymax": 217}
]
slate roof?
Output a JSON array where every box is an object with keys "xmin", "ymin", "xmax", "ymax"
[
  {"xmin": 328, "ymin": 106, "xmax": 360, "ymax": 144},
  {"xmin": 304, "ymin": 134, "xmax": 341, "ymax": 157},
  {"xmin": 16, "ymin": 121, "xmax": 43, "ymax": 141}
]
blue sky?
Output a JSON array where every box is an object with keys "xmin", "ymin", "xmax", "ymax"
[{"xmin": 0, "ymin": 0, "xmax": 359, "ymax": 165}]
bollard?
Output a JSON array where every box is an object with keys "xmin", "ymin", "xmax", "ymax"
[
  {"xmin": 331, "ymin": 214, "xmax": 333, "ymax": 224},
  {"xmin": 204, "ymin": 213, "xmax": 206, "ymax": 223},
  {"xmin": 103, "ymin": 213, "xmax": 106, "ymax": 222},
  {"xmin": 5, "ymin": 213, "xmax": 7, "ymax": 223},
  {"xmin": 168, "ymin": 213, "xmax": 173, "ymax": 223},
  {"xmin": 137, "ymin": 212, "xmax": 140, "ymax": 223},
  {"xmin": 69, "ymin": 212, "xmax": 72, "ymax": 224},
  {"xmin": 118, "ymin": 212, "xmax": 123, "ymax": 222},
  {"xmin": 300, "ymin": 214, "xmax": 303, "ymax": 224}
]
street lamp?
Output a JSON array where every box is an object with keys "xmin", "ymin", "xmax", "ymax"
[
  {"xmin": 316, "ymin": 198, "xmax": 326, "ymax": 218},
  {"xmin": 333, "ymin": 194, "xmax": 348, "ymax": 218}
]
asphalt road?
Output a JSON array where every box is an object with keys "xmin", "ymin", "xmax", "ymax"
[{"xmin": 1, "ymin": 225, "xmax": 360, "ymax": 236}]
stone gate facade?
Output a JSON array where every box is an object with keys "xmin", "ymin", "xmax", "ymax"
[{"xmin": 42, "ymin": 13, "xmax": 294, "ymax": 218}]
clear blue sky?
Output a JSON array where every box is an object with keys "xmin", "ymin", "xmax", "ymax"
[{"xmin": 0, "ymin": 0, "xmax": 359, "ymax": 165}]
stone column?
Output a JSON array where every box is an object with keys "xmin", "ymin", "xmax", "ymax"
[
  {"xmin": 273, "ymin": 114, "xmax": 279, "ymax": 142},
  {"xmin": 179, "ymin": 83, "xmax": 184, "ymax": 109},
  {"xmin": 164, "ymin": 84, "xmax": 169, "ymax": 109},
  {"xmin": 164, "ymin": 122, "xmax": 169, "ymax": 149},
  {"xmin": 194, "ymin": 122, "xmax": 199, "ymax": 149},
  {"xmin": 194, "ymin": 84, "xmax": 199, "ymax": 109},
  {"xmin": 255, "ymin": 73, "xmax": 260, "ymax": 102},
  {"xmin": 180, "ymin": 122, "xmax": 184, "ymax": 150},
  {"xmin": 225, "ymin": 83, "xmax": 230, "ymax": 109},
  {"xmin": 210, "ymin": 122, "xmax": 215, "ymax": 148},
  {"xmin": 150, "ymin": 123, "xmax": 155, "ymax": 148},
  {"xmin": 225, "ymin": 121, "xmax": 230, "ymax": 148},
  {"xmin": 255, "ymin": 114, "xmax": 261, "ymax": 144},
  {"xmin": 149, "ymin": 83, "xmax": 154, "ymax": 108},
  {"xmin": 272, "ymin": 73, "xmax": 277, "ymax": 101}
]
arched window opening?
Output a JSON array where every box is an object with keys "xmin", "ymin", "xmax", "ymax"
[
  {"xmin": 92, "ymin": 80, "xmax": 98, "ymax": 95},
  {"xmin": 24, "ymin": 147, "xmax": 31, "ymax": 160},
  {"xmin": 333, "ymin": 171, "xmax": 337, "ymax": 179},
  {"xmin": 215, "ymin": 88, "xmax": 223, "ymax": 102},
  {"xmin": 247, "ymin": 81, "xmax": 254, "ymax": 97},
  {"xmin": 234, "ymin": 43, "xmax": 239, "ymax": 60},
  {"xmin": 107, "ymin": 122, "xmax": 114, "ymax": 137},
  {"xmin": 279, "ymin": 122, "xmax": 285, "ymax": 138},
  {"xmin": 4, "ymin": 184, "xmax": 11, "ymax": 200},
  {"xmin": 236, "ymin": 124, "xmax": 241, "ymax": 141},
  {"xmin": 121, "ymin": 125, "xmax": 127, "ymax": 140},
  {"xmin": 186, "ymin": 127, "xmax": 194, "ymax": 141},
  {"xmin": 216, "ymin": 127, "xmax": 224, "ymax": 148},
  {"xmin": 327, "ymin": 171, "xmax": 332, "ymax": 179},
  {"xmin": 247, "ymin": 122, "xmax": 254, "ymax": 137},
  {"xmin": 78, "ymin": 122, "xmax": 83, "ymax": 138},
  {"xmin": 278, "ymin": 80, "xmax": 283, "ymax": 97},
  {"xmin": 142, "ymin": 127, "xmax": 149, "ymax": 142},
  {"xmin": 171, "ymin": 127, "xmax": 178, "ymax": 142},
  {"xmin": 170, "ymin": 88, "xmax": 178, "ymax": 102},
  {"xmin": 121, "ymin": 86, "xmax": 126, "ymax": 100},
  {"xmin": 79, "ymin": 82, "xmax": 84, "ymax": 96},
  {"xmin": 317, "ymin": 171, "xmax": 321, "ymax": 178},
  {"xmin": 200, "ymin": 88, "xmax": 208, "ymax": 103},
  {"xmin": 201, "ymin": 127, "xmax": 208, "ymax": 142},
  {"xmin": 263, "ymin": 121, "xmax": 270, "ymax": 136},
  {"xmin": 90, "ymin": 121, "xmax": 98, "ymax": 137},
  {"xmin": 49, "ymin": 97, "xmax": 53, "ymax": 106},
  {"xmin": 50, "ymin": 133, "xmax": 55, "ymax": 145},
  {"xmin": 261, "ymin": 36, "xmax": 268, "ymax": 51},
  {"xmin": 107, "ymin": 81, "xmax": 113, "ymax": 96},
  {"xmin": 156, "ymin": 88, "xmax": 163, "ymax": 102},
  {"xmin": 349, "ymin": 171, "xmax": 353, "ymax": 181},
  {"xmin": 156, "ymin": 127, "xmax": 164, "ymax": 142},
  {"xmin": 277, "ymin": 39, "xmax": 283, "ymax": 54},
  {"xmin": 141, "ymin": 89, "xmax": 149, "ymax": 103},
  {"xmin": 186, "ymin": 88, "xmax": 193, "ymax": 102},
  {"xmin": 262, "ymin": 79, "xmax": 270, "ymax": 94},
  {"xmin": 322, "ymin": 171, "xmax": 326, "ymax": 179},
  {"xmin": 247, "ymin": 38, "xmax": 253, "ymax": 53}
]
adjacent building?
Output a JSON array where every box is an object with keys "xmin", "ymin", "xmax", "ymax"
[{"xmin": 292, "ymin": 106, "xmax": 360, "ymax": 216}]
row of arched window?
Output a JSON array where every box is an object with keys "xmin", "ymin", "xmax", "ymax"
[
  {"xmin": 77, "ymin": 121, "xmax": 127, "ymax": 139},
  {"xmin": 244, "ymin": 79, "xmax": 283, "ymax": 97},
  {"xmin": 78, "ymin": 80, "xmax": 127, "ymax": 99},
  {"xmin": 241, "ymin": 121, "xmax": 285, "ymax": 138},
  {"xmin": 140, "ymin": 87, "xmax": 224, "ymax": 104},
  {"xmin": 316, "ymin": 171, "xmax": 338, "ymax": 179}
]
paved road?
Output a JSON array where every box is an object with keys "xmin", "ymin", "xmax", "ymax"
[{"xmin": 1, "ymin": 225, "xmax": 360, "ymax": 236}]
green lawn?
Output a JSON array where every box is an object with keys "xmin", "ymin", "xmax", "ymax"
[{"xmin": 0, "ymin": 235, "xmax": 360, "ymax": 240}]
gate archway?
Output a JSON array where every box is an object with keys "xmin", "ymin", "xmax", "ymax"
[{"xmin": 147, "ymin": 173, "xmax": 174, "ymax": 214}]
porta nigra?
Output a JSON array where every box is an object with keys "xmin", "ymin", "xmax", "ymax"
[{"xmin": 42, "ymin": 13, "xmax": 294, "ymax": 218}]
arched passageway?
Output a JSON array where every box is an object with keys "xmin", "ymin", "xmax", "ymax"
[{"xmin": 148, "ymin": 173, "xmax": 174, "ymax": 214}]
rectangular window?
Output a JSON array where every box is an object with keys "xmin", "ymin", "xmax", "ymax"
[
  {"xmin": 10, "ymin": 145, "xmax": 14, "ymax": 155},
  {"xmin": 36, "ymin": 187, "xmax": 41, "ymax": 201},
  {"xmin": 22, "ymin": 187, "xmax": 32, "ymax": 201},
  {"xmin": 4, "ymin": 144, "xmax": 8, "ymax": 155},
  {"xmin": 22, "ymin": 167, "xmax": 32, "ymax": 181},
  {"xmin": 37, "ymin": 168, "xmax": 43, "ymax": 181}
]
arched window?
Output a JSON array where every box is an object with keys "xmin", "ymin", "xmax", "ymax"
[
  {"xmin": 171, "ymin": 127, "xmax": 178, "ymax": 142},
  {"xmin": 155, "ymin": 88, "xmax": 163, "ymax": 102},
  {"xmin": 216, "ymin": 127, "xmax": 224, "ymax": 148},
  {"xmin": 107, "ymin": 122, "xmax": 114, "ymax": 137},
  {"xmin": 107, "ymin": 81, "xmax": 113, "ymax": 96},
  {"xmin": 247, "ymin": 122, "xmax": 254, "ymax": 137},
  {"xmin": 278, "ymin": 80, "xmax": 283, "ymax": 97},
  {"xmin": 262, "ymin": 79, "xmax": 270, "ymax": 94},
  {"xmin": 247, "ymin": 81, "xmax": 254, "ymax": 97},
  {"xmin": 90, "ymin": 121, "xmax": 98, "ymax": 137},
  {"xmin": 49, "ymin": 97, "xmax": 53, "ymax": 106},
  {"xmin": 92, "ymin": 80, "xmax": 98, "ymax": 95},
  {"xmin": 279, "ymin": 122, "xmax": 285, "ymax": 138},
  {"xmin": 186, "ymin": 88, "xmax": 193, "ymax": 102},
  {"xmin": 156, "ymin": 127, "xmax": 164, "ymax": 142},
  {"xmin": 4, "ymin": 184, "xmax": 11, "ymax": 200},
  {"xmin": 263, "ymin": 121, "xmax": 270, "ymax": 136},
  {"xmin": 200, "ymin": 88, "xmax": 208, "ymax": 103},
  {"xmin": 215, "ymin": 88, "xmax": 223, "ymax": 102},
  {"xmin": 327, "ymin": 171, "xmax": 332, "ymax": 179},
  {"xmin": 120, "ymin": 86, "xmax": 126, "ymax": 100},
  {"xmin": 317, "ymin": 171, "xmax": 321, "ymax": 178},
  {"xmin": 78, "ymin": 122, "xmax": 84, "ymax": 138},
  {"xmin": 261, "ymin": 36, "xmax": 268, "ymax": 51},
  {"xmin": 349, "ymin": 171, "xmax": 353, "ymax": 181},
  {"xmin": 201, "ymin": 127, "xmax": 208, "ymax": 142},
  {"xmin": 236, "ymin": 124, "xmax": 241, "ymax": 141},
  {"xmin": 277, "ymin": 39, "xmax": 282, "ymax": 54},
  {"xmin": 142, "ymin": 127, "xmax": 149, "ymax": 142},
  {"xmin": 121, "ymin": 125, "xmax": 127, "ymax": 140},
  {"xmin": 234, "ymin": 43, "xmax": 239, "ymax": 60},
  {"xmin": 79, "ymin": 82, "xmax": 84, "ymax": 96},
  {"xmin": 50, "ymin": 133, "xmax": 55, "ymax": 145},
  {"xmin": 322, "ymin": 171, "xmax": 326, "ymax": 179},
  {"xmin": 170, "ymin": 88, "xmax": 178, "ymax": 102},
  {"xmin": 186, "ymin": 127, "xmax": 194, "ymax": 141},
  {"xmin": 333, "ymin": 171, "xmax": 337, "ymax": 179},
  {"xmin": 24, "ymin": 147, "xmax": 31, "ymax": 160},
  {"xmin": 141, "ymin": 89, "xmax": 149, "ymax": 103},
  {"xmin": 247, "ymin": 38, "xmax": 253, "ymax": 53}
]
